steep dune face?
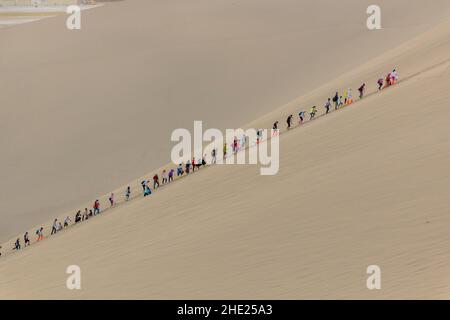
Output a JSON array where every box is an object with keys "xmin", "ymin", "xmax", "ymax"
[
  {"xmin": 0, "ymin": 19, "xmax": 449, "ymax": 299},
  {"xmin": 1, "ymin": 0, "xmax": 450, "ymax": 242}
]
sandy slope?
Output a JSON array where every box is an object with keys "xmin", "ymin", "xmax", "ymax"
[
  {"xmin": 1, "ymin": 0, "xmax": 450, "ymax": 243},
  {"xmin": 0, "ymin": 16, "xmax": 449, "ymax": 299}
]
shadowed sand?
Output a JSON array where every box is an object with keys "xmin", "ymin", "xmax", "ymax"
[
  {"xmin": 0, "ymin": 12, "xmax": 449, "ymax": 298},
  {"xmin": 1, "ymin": 0, "xmax": 450, "ymax": 243}
]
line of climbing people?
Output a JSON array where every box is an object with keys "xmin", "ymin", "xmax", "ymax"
[{"xmin": 3, "ymin": 68, "xmax": 399, "ymax": 257}]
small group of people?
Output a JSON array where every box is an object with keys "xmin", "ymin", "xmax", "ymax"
[
  {"xmin": 74, "ymin": 208, "xmax": 92, "ymax": 223},
  {"xmin": 380, "ymin": 68, "xmax": 399, "ymax": 89},
  {"xmin": 13, "ymin": 232, "xmax": 31, "ymax": 251},
  {"xmin": 279, "ymin": 69, "xmax": 398, "ymax": 131},
  {"xmin": 140, "ymin": 156, "xmax": 210, "ymax": 197},
  {"xmin": 5, "ymin": 69, "xmax": 399, "ymax": 256},
  {"xmin": 51, "ymin": 219, "xmax": 63, "ymax": 235},
  {"xmin": 231, "ymin": 135, "xmax": 248, "ymax": 153}
]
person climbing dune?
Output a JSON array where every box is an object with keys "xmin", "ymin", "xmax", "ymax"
[
  {"xmin": 346, "ymin": 88, "xmax": 353, "ymax": 105},
  {"xmin": 125, "ymin": 186, "xmax": 131, "ymax": 201},
  {"xmin": 144, "ymin": 185, "xmax": 152, "ymax": 197},
  {"xmin": 24, "ymin": 232, "xmax": 30, "ymax": 247},
  {"xmin": 324, "ymin": 98, "xmax": 331, "ymax": 114},
  {"xmin": 153, "ymin": 174, "xmax": 160, "ymax": 189},
  {"xmin": 309, "ymin": 106, "xmax": 317, "ymax": 120},
  {"xmin": 109, "ymin": 193, "xmax": 114, "ymax": 207},
  {"xmin": 358, "ymin": 83, "xmax": 366, "ymax": 99},
  {"xmin": 299, "ymin": 111, "xmax": 305, "ymax": 124},
  {"xmin": 14, "ymin": 238, "xmax": 21, "ymax": 251},
  {"xmin": 377, "ymin": 78, "xmax": 384, "ymax": 90},
  {"xmin": 333, "ymin": 92, "xmax": 339, "ymax": 109},
  {"xmin": 287, "ymin": 115, "xmax": 293, "ymax": 129},
  {"xmin": 272, "ymin": 121, "xmax": 279, "ymax": 136}
]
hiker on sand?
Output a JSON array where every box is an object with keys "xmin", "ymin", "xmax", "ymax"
[
  {"xmin": 272, "ymin": 121, "xmax": 280, "ymax": 137},
  {"xmin": 36, "ymin": 227, "xmax": 44, "ymax": 241},
  {"xmin": 272, "ymin": 121, "xmax": 279, "ymax": 136},
  {"xmin": 177, "ymin": 164, "xmax": 184, "ymax": 176},
  {"xmin": 93, "ymin": 200, "xmax": 100, "ymax": 215},
  {"xmin": 299, "ymin": 111, "xmax": 305, "ymax": 124},
  {"xmin": 223, "ymin": 143, "xmax": 228, "ymax": 158},
  {"xmin": 194, "ymin": 157, "xmax": 204, "ymax": 169},
  {"xmin": 287, "ymin": 115, "xmax": 293, "ymax": 129},
  {"xmin": 385, "ymin": 72, "xmax": 392, "ymax": 87},
  {"xmin": 109, "ymin": 193, "xmax": 114, "ymax": 207},
  {"xmin": 346, "ymin": 88, "xmax": 353, "ymax": 105},
  {"xmin": 168, "ymin": 169, "xmax": 174, "ymax": 182},
  {"xmin": 75, "ymin": 211, "xmax": 82, "ymax": 223},
  {"xmin": 240, "ymin": 134, "xmax": 247, "ymax": 150},
  {"xmin": 193, "ymin": 158, "xmax": 201, "ymax": 171},
  {"xmin": 64, "ymin": 216, "xmax": 71, "ymax": 228},
  {"xmin": 391, "ymin": 68, "xmax": 398, "ymax": 85},
  {"xmin": 94, "ymin": 200, "xmax": 101, "ymax": 215},
  {"xmin": 338, "ymin": 96, "xmax": 344, "ymax": 108},
  {"xmin": 332, "ymin": 92, "xmax": 339, "ymax": 109},
  {"xmin": 144, "ymin": 185, "xmax": 152, "ymax": 197},
  {"xmin": 232, "ymin": 137, "xmax": 238, "ymax": 153},
  {"xmin": 51, "ymin": 219, "xmax": 58, "ymax": 235},
  {"xmin": 324, "ymin": 98, "xmax": 331, "ymax": 114},
  {"xmin": 186, "ymin": 160, "xmax": 191, "ymax": 174},
  {"xmin": 125, "ymin": 186, "xmax": 131, "ymax": 201},
  {"xmin": 162, "ymin": 170, "xmax": 168, "ymax": 184},
  {"xmin": 377, "ymin": 78, "xmax": 384, "ymax": 90},
  {"xmin": 309, "ymin": 106, "xmax": 317, "ymax": 120},
  {"xmin": 24, "ymin": 232, "xmax": 30, "ymax": 247},
  {"xmin": 256, "ymin": 129, "xmax": 263, "ymax": 144},
  {"xmin": 153, "ymin": 174, "xmax": 160, "ymax": 189},
  {"xmin": 358, "ymin": 83, "xmax": 366, "ymax": 99},
  {"xmin": 14, "ymin": 238, "xmax": 21, "ymax": 250},
  {"xmin": 211, "ymin": 148, "xmax": 217, "ymax": 164},
  {"xmin": 141, "ymin": 180, "xmax": 147, "ymax": 193}
]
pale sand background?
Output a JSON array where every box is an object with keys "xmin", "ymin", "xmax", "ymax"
[
  {"xmin": 0, "ymin": 8, "xmax": 449, "ymax": 298},
  {"xmin": 0, "ymin": 5, "xmax": 102, "ymax": 28},
  {"xmin": 1, "ymin": 0, "xmax": 450, "ymax": 243}
]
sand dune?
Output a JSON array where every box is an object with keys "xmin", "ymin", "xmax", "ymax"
[
  {"xmin": 0, "ymin": 11, "xmax": 449, "ymax": 298},
  {"xmin": 1, "ymin": 0, "xmax": 450, "ymax": 244}
]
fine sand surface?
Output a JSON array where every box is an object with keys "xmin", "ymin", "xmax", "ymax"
[
  {"xmin": 1, "ymin": 0, "xmax": 450, "ymax": 243},
  {"xmin": 0, "ymin": 5, "xmax": 102, "ymax": 28},
  {"xmin": 0, "ymin": 13, "xmax": 449, "ymax": 299}
]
